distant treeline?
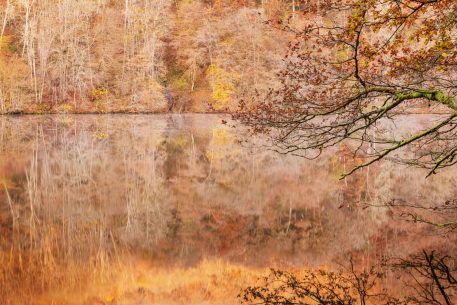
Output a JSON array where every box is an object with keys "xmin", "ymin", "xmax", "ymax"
[{"xmin": 0, "ymin": 0, "xmax": 301, "ymax": 114}]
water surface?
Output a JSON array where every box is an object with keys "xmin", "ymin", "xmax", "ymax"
[{"xmin": 0, "ymin": 114, "xmax": 455, "ymax": 304}]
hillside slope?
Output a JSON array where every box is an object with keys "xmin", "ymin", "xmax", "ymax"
[{"xmin": 0, "ymin": 0, "xmax": 293, "ymax": 114}]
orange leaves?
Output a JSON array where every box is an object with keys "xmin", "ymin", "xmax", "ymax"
[{"xmin": 234, "ymin": 0, "xmax": 457, "ymax": 179}]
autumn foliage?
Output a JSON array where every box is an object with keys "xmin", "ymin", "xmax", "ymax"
[
  {"xmin": 0, "ymin": 0, "xmax": 292, "ymax": 113},
  {"xmin": 236, "ymin": 0, "xmax": 457, "ymax": 176}
]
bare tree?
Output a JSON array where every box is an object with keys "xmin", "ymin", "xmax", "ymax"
[
  {"xmin": 393, "ymin": 250, "xmax": 456, "ymax": 305},
  {"xmin": 239, "ymin": 259, "xmax": 407, "ymax": 305}
]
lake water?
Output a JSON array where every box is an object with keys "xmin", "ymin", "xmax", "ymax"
[{"xmin": 0, "ymin": 114, "xmax": 455, "ymax": 304}]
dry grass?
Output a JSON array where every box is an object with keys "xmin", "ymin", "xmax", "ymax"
[{"xmin": 0, "ymin": 249, "xmax": 270, "ymax": 305}]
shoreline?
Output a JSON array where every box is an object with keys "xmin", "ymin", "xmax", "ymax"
[
  {"xmin": 0, "ymin": 111, "xmax": 450, "ymax": 116},
  {"xmin": 0, "ymin": 110, "xmax": 232, "ymax": 116}
]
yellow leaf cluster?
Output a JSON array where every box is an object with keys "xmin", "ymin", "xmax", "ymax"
[
  {"xmin": 207, "ymin": 65, "xmax": 238, "ymax": 110},
  {"xmin": 91, "ymin": 87, "xmax": 109, "ymax": 101}
]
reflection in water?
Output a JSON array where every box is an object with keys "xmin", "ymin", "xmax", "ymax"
[{"xmin": 0, "ymin": 115, "xmax": 455, "ymax": 305}]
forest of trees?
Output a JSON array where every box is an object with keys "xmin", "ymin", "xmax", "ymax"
[
  {"xmin": 0, "ymin": 0, "xmax": 298, "ymax": 113},
  {"xmin": 0, "ymin": 0, "xmax": 456, "ymax": 304}
]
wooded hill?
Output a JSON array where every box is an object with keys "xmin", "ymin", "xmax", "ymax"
[{"xmin": 0, "ymin": 0, "xmax": 295, "ymax": 114}]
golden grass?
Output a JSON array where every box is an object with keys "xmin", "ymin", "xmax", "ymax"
[{"xmin": 1, "ymin": 253, "xmax": 270, "ymax": 305}]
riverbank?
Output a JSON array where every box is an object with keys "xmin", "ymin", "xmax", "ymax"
[
  {"xmin": 0, "ymin": 100, "xmax": 223, "ymax": 115},
  {"xmin": 0, "ymin": 106, "xmax": 449, "ymax": 116}
]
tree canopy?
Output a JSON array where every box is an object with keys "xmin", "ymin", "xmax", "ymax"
[{"xmin": 236, "ymin": 0, "xmax": 457, "ymax": 177}]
